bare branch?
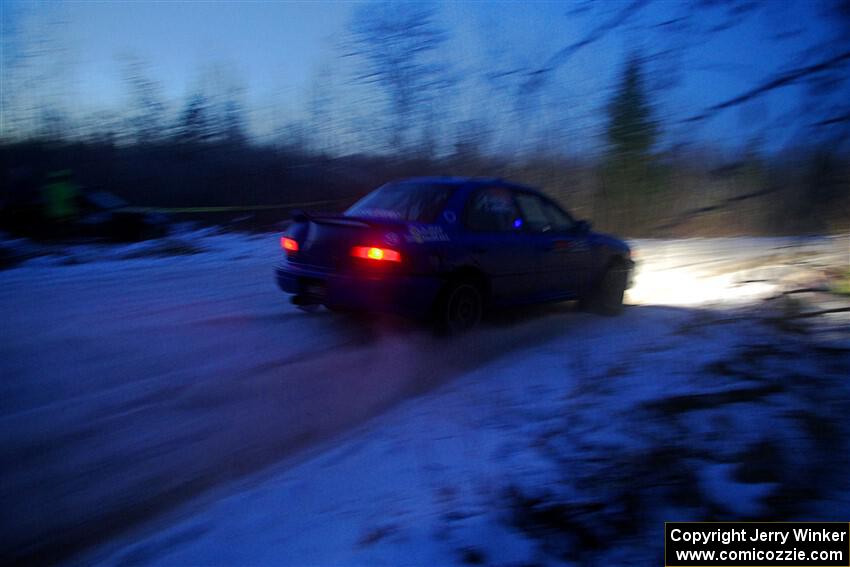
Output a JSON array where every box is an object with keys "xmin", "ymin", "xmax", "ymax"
[
  {"xmin": 813, "ymin": 111, "xmax": 850, "ymax": 127},
  {"xmin": 520, "ymin": 0, "xmax": 649, "ymax": 94},
  {"xmin": 684, "ymin": 50, "xmax": 850, "ymax": 123}
]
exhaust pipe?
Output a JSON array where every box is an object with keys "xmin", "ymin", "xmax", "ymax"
[{"xmin": 291, "ymin": 294, "xmax": 320, "ymax": 306}]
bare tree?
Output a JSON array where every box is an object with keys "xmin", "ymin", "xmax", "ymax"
[
  {"xmin": 181, "ymin": 63, "xmax": 249, "ymax": 147},
  {"xmin": 1, "ymin": 4, "xmax": 76, "ymax": 142},
  {"xmin": 221, "ymin": 88, "xmax": 247, "ymax": 147},
  {"xmin": 179, "ymin": 92, "xmax": 213, "ymax": 146},
  {"xmin": 121, "ymin": 57, "xmax": 167, "ymax": 145},
  {"xmin": 307, "ymin": 63, "xmax": 338, "ymax": 155},
  {"xmin": 343, "ymin": 2, "xmax": 453, "ymax": 154}
]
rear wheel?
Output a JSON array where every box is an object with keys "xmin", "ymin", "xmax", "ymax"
[
  {"xmin": 582, "ymin": 261, "xmax": 628, "ymax": 316},
  {"xmin": 435, "ymin": 280, "xmax": 483, "ymax": 335}
]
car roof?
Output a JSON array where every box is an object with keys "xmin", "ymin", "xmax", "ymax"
[
  {"xmin": 391, "ymin": 176, "xmax": 500, "ymax": 185},
  {"xmin": 391, "ymin": 176, "xmax": 539, "ymax": 193}
]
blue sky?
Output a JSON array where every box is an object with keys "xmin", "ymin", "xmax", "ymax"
[
  {"xmin": 2, "ymin": 1, "xmax": 355, "ymax": 117},
  {"xmin": 2, "ymin": 0, "xmax": 843, "ymax": 154},
  {"xmin": 66, "ymin": 2, "xmax": 352, "ymax": 103}
]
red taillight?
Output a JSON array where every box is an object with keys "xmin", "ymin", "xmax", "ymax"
[
  {"xmin": 351, "ymin": 246, "xmax": 401, "ymax": 263},
  {"xmin": 281, "ymin": 237, "xmax": 298, "ymax": 252}
]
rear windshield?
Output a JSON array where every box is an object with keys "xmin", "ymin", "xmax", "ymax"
[{"xmin": 345, "ymin": 183, "xmax": 453, "ymax": 223}]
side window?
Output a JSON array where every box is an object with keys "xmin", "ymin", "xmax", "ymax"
[
  {"xmin": 542, "ymin": 200, "xmax": 575, "ymax": 232},
  {"xmin": 515, "ymin": 192, "xmax": 553, "ymax": 233},
  {"xmin": 465, "ymin": 187, "xmax": 521, "ymax": 232}
]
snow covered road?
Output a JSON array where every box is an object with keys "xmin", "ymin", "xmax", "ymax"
[{"xmin": 1, "ymin": 231, "xmax": 848, "ymax": 565}]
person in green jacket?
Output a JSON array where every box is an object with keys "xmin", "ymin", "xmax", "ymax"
[
  {"xmin": 41, "ymin": 170, "xmax": 80, "ymax": 236},
  {"xmin": 43, "ymin": 170, "xmax": 79, "ymax": 220}
]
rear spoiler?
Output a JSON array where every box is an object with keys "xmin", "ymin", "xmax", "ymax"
[
  {"xmin": 291, "ymin": 209, "xmax": 374, "ymax": 228},
  {"xmin": 290, "ymin": 209, "xmax": 311, "ymax": 222}
]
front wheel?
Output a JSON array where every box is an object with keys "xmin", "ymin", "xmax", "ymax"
[
  {"xmin": 435, "ymin": 280, "xmax": 483, "ymax": 335},
  {"xmin": 581, "ymin": 262, "xmax": 628, "ymax": 316}
]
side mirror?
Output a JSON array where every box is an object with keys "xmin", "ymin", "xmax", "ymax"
[{"xmin": 575, "ymin": 220, "xmax": 592, "ymax": 234}]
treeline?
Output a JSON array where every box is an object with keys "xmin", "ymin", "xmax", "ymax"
[
  {"xmin": 2, "ymin": 1, "xmax": 849, "ymax": 236},
  {"xmin": 1, "ymin": 136, "xmax": 847, "ymax": 237}
]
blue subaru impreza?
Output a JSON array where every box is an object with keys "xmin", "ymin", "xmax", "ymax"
[{"xmin": 276, "ymin": 177, "xmax": 633, "ymax": 333}]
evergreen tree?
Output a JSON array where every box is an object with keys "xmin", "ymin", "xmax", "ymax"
[
  {"xmin": 606, "ymin": 54, "xmax": 657, "ymax": 161},
  {"xmin": 600, "ymin": 54, "xmax": 663, "ymax": 234}
]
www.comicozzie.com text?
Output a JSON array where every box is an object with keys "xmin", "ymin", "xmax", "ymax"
[{"xmin": 670, "ymin": 527, "xmax": 848, "ymax": 546}]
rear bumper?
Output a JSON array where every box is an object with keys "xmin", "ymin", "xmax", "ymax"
[{"xmin": 276, "ymin": 262, "xmax": 443, "ymax": 318}]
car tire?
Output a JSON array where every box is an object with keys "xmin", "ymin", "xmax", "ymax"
[
  {"xmin": 582, "ymin": 260, "xmax": 628, "ymax": 316},
  {"xmin": 435, "ymin": 280, "xmax": 483, "ymax": 335}
]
